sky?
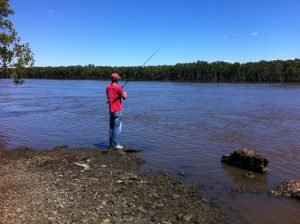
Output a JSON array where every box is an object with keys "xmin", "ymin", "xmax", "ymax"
[{"xmin": 9, "ymin": 0, "xmax": 300, "ymax": 67}]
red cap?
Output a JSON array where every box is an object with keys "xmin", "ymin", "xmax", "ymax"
[{"xmin": 111, "ymin": 73, "xmax": 121, "ymax": 80}]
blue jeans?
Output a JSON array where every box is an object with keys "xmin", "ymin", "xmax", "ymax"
[{"xmin": 109, "ymin": 111, "xmax": 122, "ymax": 147}]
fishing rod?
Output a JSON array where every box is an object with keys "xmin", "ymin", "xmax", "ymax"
[
  {"xmin": 122, "ymin": 47, "xmax": 161, "ymax": 88},
  {"xmin": 141, "ymin": 47, "xmax": 161, "ymax": 67},
  {"xmin": 107, "ymin": 48, "xmax": 161, "ymax": 104},
  {"xmin": 121, "ymin": 80, "xmax": 129, "ymax": 89}
]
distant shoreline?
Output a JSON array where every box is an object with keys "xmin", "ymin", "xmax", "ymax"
[{"xmin": 1, "ymin": 59, "xmax": 300, "ymax": 83}]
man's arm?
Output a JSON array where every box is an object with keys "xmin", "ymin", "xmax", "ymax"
[{"xmin": 122, "ymin": 90, "xmax": 127, "ymax": 100}]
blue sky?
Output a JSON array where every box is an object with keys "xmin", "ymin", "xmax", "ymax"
[{"xmin": 10, "ymin": 0, "xmax": 300, "ymax": 67}]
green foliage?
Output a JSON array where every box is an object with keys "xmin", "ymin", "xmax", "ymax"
[
  {"xmin": 8, "ymin": 59, "xmax": 299, "ymax": 83},
  {"xmin": 0, "ymin": 0, "xmax": 34, "ymax": 84}
]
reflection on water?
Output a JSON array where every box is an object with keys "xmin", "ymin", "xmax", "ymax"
[
  {"xmin": 221, "ymin": 163, "xmax": 268, "ymax": 192},
  {"xmin": 1, "ymin": 79, "xmax": 300, "ymax": 223}
]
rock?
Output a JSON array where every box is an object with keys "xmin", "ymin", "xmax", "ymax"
[
  {"xmin": 47, "ymin": 216, "xmax": 56, "ymax": 223},
  {"xmin": 133, "ymin": 218, "xmax": 149, "ymax": 224},
  {"xmin": 73, "ymin": 162, "xmax": 90, "ymax": 171},
  {"xmin": 138, "ymin": 205, "xmax": 147, "ymax": 214},
  {"xmin": 101, "ymin": 149, "xmax": 109, "ymax": 154},
  {"xmin": 117, "ymin": 149, "xmax": 126, "ymax": 155},
  {"xmin": 172, "ymin": 193, "xmax": 180, "ymax": 200},
  {"xmin": 177, "ymin": 170, "xmax": 185, "ymax": 176},
  {"xmin": 221, "ymin": 149, "xmax": 269, "ymax": 173},
  {"xmin": 52, "ymin": 210, "xmax": 58, "ymax": 217},
  {"xmin": 201, "ymin": 197, "xmax": 208, "ymax": 203},
  {"xmin": 270, "ymin": 180, "xmax": 300, "ymax": 199},
  {"xmin": 128, "ymin": 174, "xmax": 139, "ymax": 181},
  {"xmin": 100, "ymin": 219, "xmax": 111, "ymax": 224},
  {"xmin": 133, "ymin": 195, "xmax": 138, "ymax": 200},
  {"xmin": 16, "ymin": 208, "xmax": 22, "ymax": 213},
  {"xmin": 52, "ymin": 145, "xmax": 69, "ymax": 150},
  {"xmin": 231, "ymin": 187, "xmax": 246, "ymax": 192},
  {"xmin": 123, "ymin": 147, "xmax": 143, "ymax": 153},
  {"xmin": 244, "ymin": 171, "xmax": 255, "ymax": 179},
  {"xmin": 183, "ymin": 214, "xmax": 193, "ymax": 222},
  {"xmin": 111, "ymin": 218, "xmax": 122, "ymax": 224},
  {"xmin": 177, "ymin": 213, "xmax": 183, "ymax": 220}
]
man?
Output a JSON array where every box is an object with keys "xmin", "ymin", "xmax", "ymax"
[{"xmin": 106, "ymin": 72, "xmax": 127, "ymax": 149}]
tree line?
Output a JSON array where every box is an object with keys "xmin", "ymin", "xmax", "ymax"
[
  {"xmin": 1, "ymin": 0, "xmax": 300, "ymax": 83},
  {"xmin": 1, "ymin": 59, "xmax": 300, "ymax": 82}
]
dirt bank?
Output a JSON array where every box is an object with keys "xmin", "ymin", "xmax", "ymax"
[{"xmin": 0, "ymin": 146, "xmax": 225, "ymax": 224}]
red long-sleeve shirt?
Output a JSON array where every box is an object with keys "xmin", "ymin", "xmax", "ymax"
[{"xmin": 106, "ymin": 83, "xmax": 125, "ymax": 112}]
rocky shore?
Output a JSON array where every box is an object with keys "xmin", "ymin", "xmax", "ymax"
[
  {"xmin": 0, "ymin": 146, "xmax": 225, "ymax": 224},
  {"xmin": 270, "ymin": 180, "xmax": 300, "ymax": 199}
]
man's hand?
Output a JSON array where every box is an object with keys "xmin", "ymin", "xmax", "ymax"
[{"xmin": 122, "ymin": 91, "xmax": 127, "ymax": 100}]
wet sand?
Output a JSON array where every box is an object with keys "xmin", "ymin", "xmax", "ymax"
[{"xmin": 0, "ymin": 146, "xmax": 225, "ymax": 224}]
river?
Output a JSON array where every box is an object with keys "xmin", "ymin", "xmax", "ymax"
[{"xmin": 0, "ymin": 79, "xmax": 299, "ymax": 223}]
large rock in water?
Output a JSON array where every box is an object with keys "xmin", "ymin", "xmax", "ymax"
[
  {"xmin": 270, "ymin": 180, "xmax": 300, "ymax": 199},
  {"xmin": 221, "ymin": 149, "xmax": 269, "ymax": 173},
  {"xmin": 123, "ymin": 147, "xmax": 143, "ymax": 153}
]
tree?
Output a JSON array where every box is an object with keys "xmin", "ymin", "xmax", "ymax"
[{"xmin": 0, "ymin": 0, "xmax": 34, "ymax": 84}]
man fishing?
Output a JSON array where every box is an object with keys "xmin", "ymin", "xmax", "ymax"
[
  {"xmin": 106, "ymin": 72, "xmax": 127, "ymax": 149},
  {"xmin": 105, "ymin": 48, "xmax": 160, "ymax": 149}
]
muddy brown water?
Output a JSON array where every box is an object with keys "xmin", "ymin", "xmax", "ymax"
[{"xmin": 1, "ymin": 79, "xmax": 299, "ymax": 223}]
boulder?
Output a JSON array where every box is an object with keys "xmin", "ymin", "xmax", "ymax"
[
  {"xmin": 52, "ymin": 145, "xmax": 69, "ymax": 150},
  {"xmin": 270, "ymin": 180, "xmax": 300, "ymax": 199},
  {"xmin": 221, "ymin": 149, "xmax": 269, "ymax": 173},
  {"xmin": 123, "ymin": 147, "xmax": 143, "ymax": 153}
]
